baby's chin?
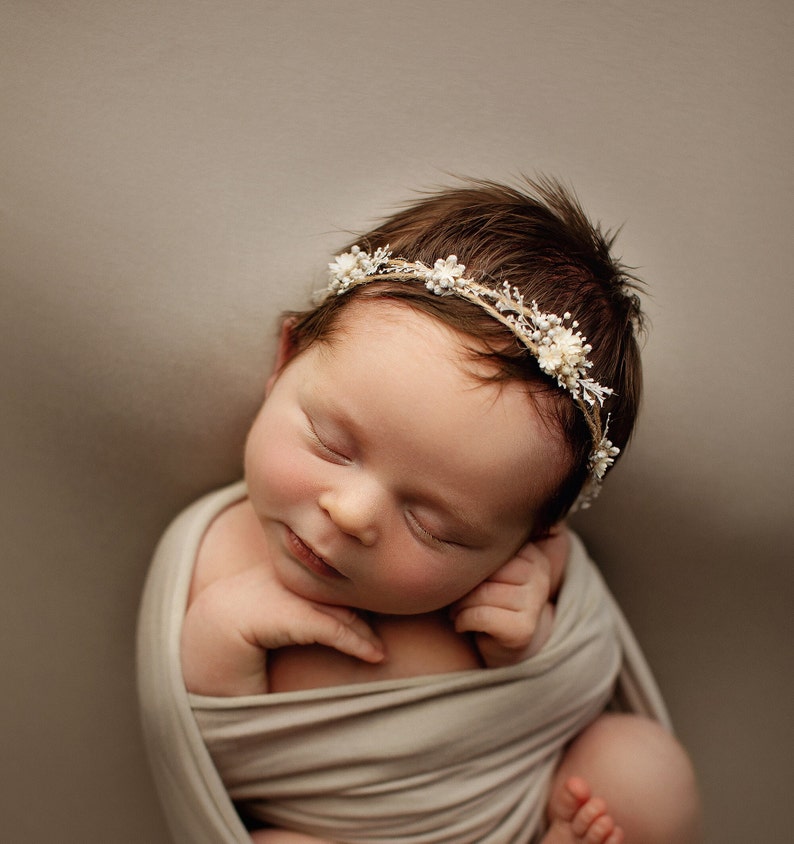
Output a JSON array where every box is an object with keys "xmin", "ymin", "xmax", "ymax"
[
  {"xmin": 279, "ymin": 564, "xmax": 463, "ymax": 617},
  {"xmin": 346, "ymin": 595, "xmax": 458, "ymax": 618},
  {"xmin": 303, "ymin": 590, "xmax": 449, "ymax": 618}
]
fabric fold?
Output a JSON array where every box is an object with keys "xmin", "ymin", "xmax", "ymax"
[{"xmin": 137, "ymin": 482, "xmax": 670, "ymax": 844}]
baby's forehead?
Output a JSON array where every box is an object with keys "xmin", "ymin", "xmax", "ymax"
[
  {"xmin": 321, "ymin": 297, "xmax": 495, "ymax": 372},
  {"xmin": 326, "ymin": 296, "xmax": 448, "ymax": 338},
  {"xmin": 327, "ymin": 297, "xmax": 569, "ymax": 417},
  {"xmin": 305, "ymin": 299, "xmax": 570, "ymax": 516},
  {"xmin": 315, "ymin": 299, "xmax": 486, "ymax": 389}
]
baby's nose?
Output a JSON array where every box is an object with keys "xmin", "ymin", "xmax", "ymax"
[{"xmin": 318, "ymin": 484, "xmax": 380, "ymax": 546}]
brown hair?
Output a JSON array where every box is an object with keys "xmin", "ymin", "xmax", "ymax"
[{"xmin": 286, "ymin": 176, "xmax": 646, "ymax": 535}]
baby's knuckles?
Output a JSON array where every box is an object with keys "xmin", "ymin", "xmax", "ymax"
[
  {"xmin": 460, "ymin": 551, "xmax": 559, "ymax": 667},
  {"xmin": 480, "ymin": 607, "xmax": 540, "ymax": 654}
]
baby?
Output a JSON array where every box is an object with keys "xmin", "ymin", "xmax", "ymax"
[{"xmin": 178, "ymin": 178, "xmax": 700, "ymax": 843}]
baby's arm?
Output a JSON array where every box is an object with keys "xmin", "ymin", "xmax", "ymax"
[
  {"xmin": 181, "ymin": 565, "xmax": 384, "ymax": 696},
  {"xmin": 450, "ymin": 529, "xmax": 568, "ymax": 668}
]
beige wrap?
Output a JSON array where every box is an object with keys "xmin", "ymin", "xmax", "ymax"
[{"xmin": 137, "ymin": 482, "xmax": 670, "ymax": 844}]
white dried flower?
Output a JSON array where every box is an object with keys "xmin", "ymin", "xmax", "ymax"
[
  {"xmin": 328, "ymin": 245, "xmax": 391, "ymax": 292},
  {"xmin": 536, "ymin": 342, "xmax": 565, "ymax": 375},
  {"xmin": 328, "ymin": 246, "xmax": 365, "ymax": 290},
  {"xmin": 432, "ymin": 255, "xmax": 465, "ymax": 287},
  {"xmin": 589, "ymin": 435, "xmax": 621, "ymax": 480}
]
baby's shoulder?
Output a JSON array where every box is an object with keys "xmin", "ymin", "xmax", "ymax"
[{"xmin": 187, "ymin": 498, "xmax": 268, "ymax": 605}]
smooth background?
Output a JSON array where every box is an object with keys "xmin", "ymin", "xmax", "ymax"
[{"xmin": 2, "ymin": 2, "xmax": 791, "ymax": 842}]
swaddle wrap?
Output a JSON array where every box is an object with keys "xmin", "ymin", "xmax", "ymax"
[{"xmin": 137, "ymin": 483, "xmax": 670, "ymax": 844}]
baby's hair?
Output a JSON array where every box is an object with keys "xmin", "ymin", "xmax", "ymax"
[{"xmin": 286, "ymin": 176, "xmax": 646, "ymax": 534}]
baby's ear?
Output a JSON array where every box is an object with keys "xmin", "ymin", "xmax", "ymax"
[
  {"xmin": 546, "ymin": 521, "xmax": 566, "ymax": 537},
  {"xmin": 266, "ymin": 317, "xmax": 299, "ymax": 393},
  {"xmin": 533, "ymin": 525, "xmax": 570, "ymax": 596}
]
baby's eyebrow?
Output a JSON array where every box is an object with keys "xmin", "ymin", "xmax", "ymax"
[
  {"xmin": 304, "ymin": 401, "xmax": 358, "ymax": 444},
  {"xmin": 313, "ymin": 401, "xmax": 359, "ymax": 438}
]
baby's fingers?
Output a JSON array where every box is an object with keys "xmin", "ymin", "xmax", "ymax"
[
  {"xmin": 309, "ymin": 604, "xmax": 385, "ymax": 664},
  {"xmin": 511, "ymin": 542, "xmax": 553, "ymax": 580},
  {"xmin": 532, "ymin": 527, "xmax": 570, "ymax": 567},
  {"xmin": 452, "ymin": 603, "xmax": 537, "ymax": 650},
  {"xmin": 452, "ymin": 579, "xmax": 537, "ymax": 614},
  {"xmin": 452, "ymin": 553, "xmax": 551, "ymax": 616}
]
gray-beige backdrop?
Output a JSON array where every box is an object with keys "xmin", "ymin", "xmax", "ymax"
[{"xmin": 2, "ymin": 2, "xmax": 791, "ymax": 842}]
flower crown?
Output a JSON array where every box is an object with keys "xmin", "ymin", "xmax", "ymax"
[{"xmin": 318, "ymin": 245, "xmax": 620, "ymax": 505}]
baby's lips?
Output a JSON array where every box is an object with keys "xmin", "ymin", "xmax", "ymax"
[{"xmin": 287, "ymin": 528, "xmax": 346, "ymax": 579}]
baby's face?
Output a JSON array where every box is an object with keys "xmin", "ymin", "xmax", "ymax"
[{"xmin": 245, "ymin": 300, "xmax": 564, "ymax": 615}]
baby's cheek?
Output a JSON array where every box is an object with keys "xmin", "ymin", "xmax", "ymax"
[
  {"xmin": 253, "ymin": 445, "xmax": 313, "ymax": 506},
  {"xmin": 381, "ymin": 563, "xmax": 478, "ymax": 614},
  {"xmin": 409, "ymin": 555, "xmax": 504, "ymax": 610},
  {"xmin": 245, "ymin": 422, "xmax": 308, "ymax": 505}
]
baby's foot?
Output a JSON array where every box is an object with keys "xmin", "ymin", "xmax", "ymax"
[{"xmin": 542, "ymin": 776, "xmax": 624, "ymax": 844}]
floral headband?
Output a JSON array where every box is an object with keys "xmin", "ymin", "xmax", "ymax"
[{"xmin": 317, "ymin": 245, "xmax": 620, "ymax": 505}]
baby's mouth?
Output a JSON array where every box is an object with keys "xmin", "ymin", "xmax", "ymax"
[{"xmin": 286, "ymin": 528, "xmax": 345, "ymax": 579}]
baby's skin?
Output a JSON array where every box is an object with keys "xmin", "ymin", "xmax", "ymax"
[
  {"xmin": 181, "ymin": 306, "xmax": 570, "ymax": 698},
  {"xmin": 185, "ymin": 497, "xmax": 702, "ymax": 844},
  {"xmin": 544, "ymin": 777, "xmax": 624, "ymax": 844},
  {"xmin": 182, "ymin": 496, "xmax": 566, "ymax": 695},
  {"xmin": 181, "ymin": 306, "xmax": 701, "ymax": 842},
  {"xmin": 266, "ymin": 526, "xmax": 563, "ymax": 693}
]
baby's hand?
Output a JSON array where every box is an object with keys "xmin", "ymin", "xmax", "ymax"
[
  {"xmin": 181, "ymin": 566, "xmax": 384, "ymax": 696},
  {"xmin": 449, "ymin": 530, "xmax": 568, "ymax": 668}
]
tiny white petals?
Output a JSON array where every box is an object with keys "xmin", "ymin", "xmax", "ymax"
[
  {"xmin": 430, "ymin": 255, "xmax": 466, "ymax": 289},
  {"xmin": 589, "ymin": 435, "xmax": 621, "ymax": 480},
  {"xmin": 327, "ymin": 245, "xmax": 392, "ymax": 291}
]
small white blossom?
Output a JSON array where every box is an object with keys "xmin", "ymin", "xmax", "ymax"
[
  {"xmin": 433, "ymin": 255, "xmax": 465, "ymax": 286},
  {"xmin": 328, "ymin": 245, "xmax": 392, "ymax": 291},
  {"xmin": 536, "ymin": 343, "xmax": 564, "ymax": 375},
  {"xmin": 551, "ymin": 326, "xmax": 585, "ymax": 362},
  {"xmin": 328, "ymin": 247, "xmax": 365, "ymax": 289},
  {"xmin": 589, "ymin": 436, "xmax": 620, "ymax": 479}
]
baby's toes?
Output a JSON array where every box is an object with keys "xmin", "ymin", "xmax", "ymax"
[
  {"xmin": 583, "ymin": 812, "xmax": 617, "ymax": 843},
  {"xmin": 548, "ymin": 776, "xmax": 590, "ymax": 823},
  {"xmin": 570, "ymin": 796, "xmax": 607, "ymax": 837}
]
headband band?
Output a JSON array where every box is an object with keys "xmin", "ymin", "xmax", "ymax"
[{"xmin": 317, "ymin": 245, "xmax": 619, "ymax": 505}]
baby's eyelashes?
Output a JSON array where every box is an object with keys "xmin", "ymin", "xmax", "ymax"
[
  {"xmin": 305, "ymin": 419, "xmax": 352, "ymax": 464},
  {"xmin": 406, "ymin": 510, "xmax": 458, "ymax": 549}
]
